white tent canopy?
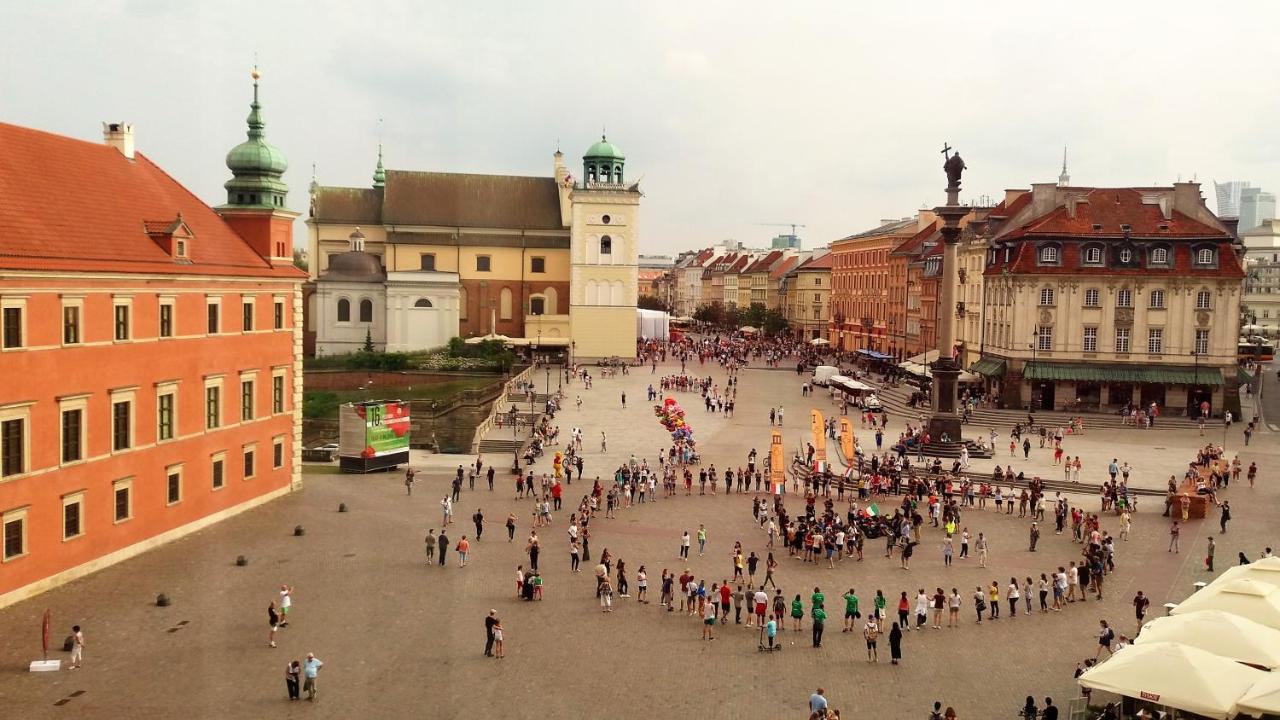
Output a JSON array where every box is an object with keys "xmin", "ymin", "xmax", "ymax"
[
  {"xmin": 464, "ymin": 333, "xmax": 511, "ymax": 344},
  {"xmin": 738, "ymin": 326, "xmax": 759, "ymax": 334},
  {"xmin": 810, "ymin": 337, "xmax": 830, "ymax": 346},
  {"xmin": 1169, "ymin": 578, "xmax": 1280, "ymax": 630},
  {"xmin": 1237, "ymin": 672, "xmax": 1280, "ymax": 718},
  {"xmin": 637, "ymin": 309, "xmax": 670, "ymax": 341},
  {"xmin": 906, "ymin": 349, "xmax": 940, "ymax": 364},
  {"xmin": 1077, "ymin": 641, "xmax": 1266, "ymax": 720},
  {"xmin": 1216, "ymin": 556, "xmax": 1280, "ymax": 586},
  {"xmin": 1136, "ymin": 610, "xmax": 1280, "ymax": 669}
]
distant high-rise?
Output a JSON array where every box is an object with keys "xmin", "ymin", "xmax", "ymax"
[
  {"xmin": 1240, "ymin": 187, "xmax": 1277, "ymax": 234},
  {"xmin": 771, "ymin": 233, "xmax": 801, "ymax": 250},
  {"xmin": 1215, "ymin": 180, "xmax": 1250, "ymax": 218}
]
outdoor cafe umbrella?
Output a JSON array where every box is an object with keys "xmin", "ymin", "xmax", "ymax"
[
  {"xmin": 1136, "ymin": 609, "xmax": 1280, "ymax": 669},
  {"xmin": 1169, "ymin": 578, "xmax": 1280, "ymax": 630},
  {"xmin": 1237, "ymin": 672, "xmax": 1280, "ymax": 718},
  {"xmin": 1077, "ymin": 641, "xmax": 1265, "ymax": 720},
  {"xmin": 810, "ymin": 337, "xmax": 830, "ymax": 346}
]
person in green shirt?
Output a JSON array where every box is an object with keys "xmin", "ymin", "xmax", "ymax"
[
  {"xmin": 810, "ymin": 586, "xmax": 825, "ymax": 618},
  {"xmin": 811, "ymin": 605, "xmax": 827, "ymax": 647},
  {"xmin": 790, "ymin": 594, "xmax": 804, "ymax": 632},
  {"xmin": 842, "ymin": 588, "xmax": 860, "ymax": 632},
  {"xmin": 873, "ymin": 589, "xmax": 887, "ymax": 620}
]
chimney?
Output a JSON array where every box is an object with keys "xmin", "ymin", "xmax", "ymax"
[{"xmin": 103, "ymin": 122, "xmax": 134, "ymax": 159}]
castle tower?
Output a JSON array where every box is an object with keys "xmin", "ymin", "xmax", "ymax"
[
  {"xmin": 216, "ymin": 68, "xmax": 297, "ymax": 265},
  {"xmin": 569, "ymin": 135, "xmax": 641, "ymax": 360}
]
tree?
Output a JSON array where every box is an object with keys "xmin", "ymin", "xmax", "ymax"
[
  {"xmin": 362, "ymin": 328, "xmax": 375, "ymax": 353},
  {"xmin": 693, "ymin": 302, "xmax": 725, "ymax": 326},
  {"xmin": 638, "ymin": 295, "xmax": 670, "ymax": 312},
  {"xmin": 742, "ymin": 303, "xmax": 766, "ymax": 329},
  {"xmin": 762, "ymin": 308, "xmax": 789, "ymax": 335},
  {"xmin": 292, "ymin": 248, "xmax": 308, "ymax": 272}
]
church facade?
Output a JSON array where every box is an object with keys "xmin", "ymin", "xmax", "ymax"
[{"xmin": 305, "ymin": 137, "xmax": 640, "ymax": 360}]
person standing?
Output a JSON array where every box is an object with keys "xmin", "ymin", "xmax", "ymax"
[
  {"xmin": 473, "ymin": 509, "xmax": 485, "ymax": 541},
  {"xmin": 278, "ymin": 585, "xmax": 293, "ymax": 627},
  {"xmin": 976, "ymin": 532, "xmax": 989, "ymax": 568},
  {"xmin": 697, "ymin": 524, "xmax": 707, "ymax": 556},
  {"xmin": 69, "ymin": 625, "xmax": 84, "ymax": 669},
  {"xmin": 889, "ymin": 621, "xmax": 903, "ymax": 665},
  {"xmin": 484, "ymin": 610, "xmax": 498, "ymax": 657},
  {"xmin": 492, "ymin": 618, "xmax": 505, "ymax": 658},
  {"xmin": 268, "ymin": 602, "xmax": 280, "ymax": 648},
  {"xmin": 702, "ymin": 596, "xmax": 717, "ymax": 640},
  {"xmin": 437, "ymin": 529, "xmax": 449, "ymax": 567},
  {"xmin": 1218, "ymin": 501, "xmax": 1232, "ymax": 534},
  {"xmin": 285, "ymin": 660, "xmax": 302, "ymax": 701},
  {"xmin": 863, "ymin": 616, "xmax": 879, "ymax": 662},
  {"xmin": 425, "ymin": 529, "xmax": 437, "ymax": 565},
  {"xmin": 302, "ymin": 653, "xmax": 323, "ymax": 701},
  {"xmin": 680, "ymin": 530, "xmax": 691, "ymax": 560},
  {"xmin": 1169, "ymin": 522, "xmax": 1181, "ymax": 553},
  {"xmin": 1133, "ymin": 592, "xmax": 1150, "ymax": 635},
  {"xmin": 487, "ymin": 465, "xmax": 496, "ymax": 491},
  {"xmin": 812, "ymin": 603, "xmax": 826, "ymax": 648},
  {"xmin": 1206, "ymin": 536, "xmax": 1216, "ymax": 572},
  {"xmin": 1029, "ymin": 522, "xmax": 1040, "ymax": 552},
  {"xmin": 405, "ymin": 467, "xmax": 416, "ymax": 495}
]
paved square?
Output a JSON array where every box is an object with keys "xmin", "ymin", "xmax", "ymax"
[{"xmin": 1, "ymin": 356, "xmax": 1276, "ymax": 719}]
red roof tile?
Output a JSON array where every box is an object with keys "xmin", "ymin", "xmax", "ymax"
[
  {"xmin": 997, "ymin": 188, "xmax": 1228, "ymax": 241},
  {"xmin": 798, "ymin": 252, "xmax": 833, "ymax": 270},
  {"xmin": 0, "ymin": 122, "xmax": 302, "ymax": 278},
  {"xmin": 769, "ymin": 256, "xmax": 799, "ymax": 279}
]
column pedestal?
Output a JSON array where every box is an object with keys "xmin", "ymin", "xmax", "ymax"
[{"xmin": 927, "ymin": 357, "xmax": 962, "ymax": 443}]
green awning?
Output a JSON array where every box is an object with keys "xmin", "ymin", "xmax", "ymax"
[
  {"xmin": 969, "ymin": 357, "xmax": 1007, "ymax": 378},
  {"xmin": 1023, "ymin": 362, "xmax": 1223, "ymax": 386},
  {"xmin": 1238, "ymin": 366, "xmax": 1255, "ymax": 384}
]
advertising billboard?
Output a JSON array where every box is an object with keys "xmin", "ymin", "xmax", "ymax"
[{"xmin": 338, "ymin": 400, "xmax": 411, "ymax": 472}]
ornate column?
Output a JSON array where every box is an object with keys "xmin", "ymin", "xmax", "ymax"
[{"xmin": 927, "ymin": 148, "xmax": 969, "ymax": 444}]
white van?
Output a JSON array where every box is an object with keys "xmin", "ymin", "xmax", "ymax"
[{"xmin": 812, "ymin": 365, "xmax": 839, "ymax": 387}]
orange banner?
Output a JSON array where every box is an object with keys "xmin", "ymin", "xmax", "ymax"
[
  {"xmin": 769, "ymin": 430, "xmax": 785, "ymax": 495},
  {"xmin": 810, "ymin": 409, "xmax": 827, "ymax": 463},
  {"xmin": 839, "ymin": 417, "xmax": 854, "ymax": 464}
]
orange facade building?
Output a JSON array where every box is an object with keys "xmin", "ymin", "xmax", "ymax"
[
  {"xmin": 0, "ymin": 76, "xmax": 304, "ymax": 607},
  {"xmin": 829, "ymin": 217, "xmax": 920, "ymax": 354}
]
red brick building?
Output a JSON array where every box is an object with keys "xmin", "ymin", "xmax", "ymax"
[{"xmin": 0, "ymin": 77, "xmax": 304, "ymax": 607}]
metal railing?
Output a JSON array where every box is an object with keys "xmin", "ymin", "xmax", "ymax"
[{"xmin": 469, "ymin": 365, "xmax": 536, "ymax": 453}]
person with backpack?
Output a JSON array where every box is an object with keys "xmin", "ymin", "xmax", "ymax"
[{"xmin": 1094, "ymin": 619, "xmax": 1115, "ymax": 659}]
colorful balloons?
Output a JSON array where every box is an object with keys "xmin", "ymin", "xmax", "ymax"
[{"xmin": 654, "ymin": 396, "xmax": 695, "ymax": 446}]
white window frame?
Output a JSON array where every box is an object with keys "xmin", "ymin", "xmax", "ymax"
[
  {"xmin": 62, "ymin": 491, "xmax": 85, "ymax": 541},
  {"xmin": 1147, "ymin": 328, "xmax": 1164, "ymax": 354},
  {"xmin": 1082, "ymin": 326, "xmax": 1098, "ymax": 353},
  {"xmin": 1039, "ymin": 287, "xmax": 1055, "ymax": 306},
  {"xmin": 1040, "ymin": 246, "xmax": 1058, "ymax": 263},
  {"xmin": 1149, "ymin": 289, "xmax": 1165, "ymax": 309},
  {"xmin": 0, "ymin": 403, "xmax": 32, "ymax": 478},
  {"xmin": 156, "ymin": 381, "xmax": 179, "ymax": 443},
  {"xmin": 112, "ymin": 295, "xmax": 133, "ymax": 342},
  {"xmin": 1119, "ymin": 248, "xmax": 1133, "ymax": 263},
  {"xmin": 1084, "ymin": 288, "xmax": 1100, "ymax": 307},
  {"xmin": 241, "ymin": 295, "xmax": 256, "ymax": 333},
  {"xmin": 1196, "ymin": 248, "xmax": 1214, "ymax": 265},
  {"xmin": 1116, "ymin": 289, "xmax": 1133, "ymax": 308},
  {"xmin": 1115, "ymin": 327, "xmax": 1131, "ymax": 353},
  {"xmin": 2, "ymin": 296, "xmax": 28, "ymax": 351},
  {"xmin": 112, "ymin": 477, "xmax": 133, "ymax": 524},
  {"xmin": 239, "ymin": 370, "xmax": 258, "ymax": 422},
  {"xmin": 204, "ymin": 376, "xmax": 224, "ymax": 430},
  {"xmin": 58, "ymin": 395, "xmax": 90, "ymax": 466},
  {"xmin": 61, "ymin": 295, "xmax": 84, "ymax": 346},
  {"xmin": 1036, "ymin": 326, "xmax": 1053, "ymax": 351},
  {"xmin": 1150, "ymin": 247, "xmax": 1169, "ymax": 265},
  {"xmin": 272, "ymin": 367, "xmax": 288, "ymax": 414},
  {"xmin": 243, "ymin": 442, "xmax": 258, "ymax": 481},
  {"xmin": 109, "ymin": 388, "xmax": 137, "ymax": 454},
  {"xmin": 2, "ymin": 506, "xmax": 29, "ymax": 562},
  {"xmin": 1195, "ymin": 290, "xmax": 1212, "ymax": 310},
  {"xmin": 158, "ymin": 295, "xmax": 176, "ymax": 339},
  {"xmin": 165, "ymin": 463, "xmax": 184, "ymax": 506},
  {"xmin": 211, "ymin": 451, "xmax": 227, "ymax": 491},
  {"xmin": 1083, "ymin": 247, "xmax": 1102, "ymax": 264},
  {"xmin": 1194, "ymin": 329, "xmax": 1210, "ymax": 356}
]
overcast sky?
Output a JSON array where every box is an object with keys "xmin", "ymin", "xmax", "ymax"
[{"xmin": 6, "ymin": 1, "xmax": 1279, "ymax": 255}]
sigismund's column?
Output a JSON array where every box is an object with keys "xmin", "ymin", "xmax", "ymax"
[{"xmin": 927, "ymin": 147, "xmax": 969, "ymax": 445}]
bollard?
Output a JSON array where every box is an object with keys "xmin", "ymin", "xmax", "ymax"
[
  {"xmin": 338, "ymin": 503, "xmax": 348, "ymax": 513},
  {"xmin": 1192, "ymin": 581, "xmax": 1207, "ymax": 593},
  {"xmin": 156, "ymin": 593, "xmax": 171, "ymax": 607},
  {"xmin": 235, "ymin": 555, "xmax": 248, "ymax": 566},
  {"xmin": 294, "ymin": 525, "xmax": 306, "ymax": 536}
]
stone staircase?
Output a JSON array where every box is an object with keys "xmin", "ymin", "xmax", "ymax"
[{"xmin": 477, "ymin": 438, "xmax": 525, "ymax": 454}]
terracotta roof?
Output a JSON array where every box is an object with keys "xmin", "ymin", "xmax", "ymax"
[
  {"xmin": 745, "ymin": 250, "xmax": 783, "ymax": 274},
  {"xmin": 0, "ymin": 122, "xmax": 301, "ymax": 278},
  {"xmin": 728, "ymin": 255, "xmax": 751, "ymax": 273},
  {"xmin": 891, "ymin": 220, "xmax": 940, "ymax": 257},
  {"xmin": 836, "ymin": 217, "xmax": 916, "ymax": 242},
  {"xmin": 381, "ymin": 170, "xmax": 564, "ymax": 229},
  {"xmin": 312, "ymin": 186, "xmax": 383, "ymax": 224},
  {"xmin": 769, "ymin": 256, "xmax": 799, "ymax": 279},
  {"xmin": 795, "ymin": 251, "xmax": 833, "ymax": 271},
  {"xmin": 996, "ymin": 188, "xmax": 1229, "ymax": 241},
  {"xmin": 984, "ymin": 240, "xmax": 1244, "ymax": 278}
]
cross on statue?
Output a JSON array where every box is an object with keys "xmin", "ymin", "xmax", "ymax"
[{"xmin": 941, "ymin": 142, "xmax": 952, "ymax": 159}]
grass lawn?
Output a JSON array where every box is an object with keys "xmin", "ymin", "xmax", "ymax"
[{"xmin": 303, "ymin": 377, "xmax": 499, "ymax": 419}]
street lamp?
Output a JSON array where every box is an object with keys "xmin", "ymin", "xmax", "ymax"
[
  {"xmin": 1029, "ymin": 331, "xmax": 1039, "ymax": 410},
  {"xmin": 509, "ymin": 405, "xmax": 520, "ymax": 474}
]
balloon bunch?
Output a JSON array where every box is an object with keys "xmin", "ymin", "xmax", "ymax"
[{"xmin": 654, "ymin": 396, "xmax": 695, "ymax": 445}]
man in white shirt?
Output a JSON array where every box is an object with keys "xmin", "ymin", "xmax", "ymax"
[{"xmin": 279, "ymin": 585, "xmax": 293, "ymax": 627}]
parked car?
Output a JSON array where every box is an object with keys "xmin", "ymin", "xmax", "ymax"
[{"xmin": 860, "ymin": 394, "xmax": 882, "ymax": 411}]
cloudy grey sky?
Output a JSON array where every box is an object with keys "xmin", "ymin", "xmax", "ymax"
[{"xmin": 5, "ymin": 1, "xmax": 1279, "ymax": 254}]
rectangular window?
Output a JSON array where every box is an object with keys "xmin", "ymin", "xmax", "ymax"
[
  {"xmin": 1, "ymin": 418, "xmax": 24, "ymax": 476},
  {"xmin": 530, "ymin": 297, "xmax": 545, "ymax": 315},
  {"xmin": 476, "ymin": 255, "xmax": 491, "ymax": 272},
  {"xmin": 63, "ymin": 305, "xmax": 81, "ymax": 344},
  {"xmin": 1116, "ymin": 289, "xmax": 1133, "ymax": 308},
  {"xmin": 61, "ymin": 409, "xmax": 83, "ymax": 463},
  {"xmin": 1039, "ymin": 288, "xmax": 1055, "ymax": 306},
  {"xmin": 207, "ymin": 301, "xmax": 220, "ymax": 334},
  {"xmin": 1115, "ymin": 327, "xmax": 1131, "ymax": 353},
  {"xmin": 112, "ymin": 401, "xmax": 131, "ymax": 451},
  {"xmin": 420, "ymin": 254, "xmax": 436, "ymax": 271},
  {"xmin": 205, "ymin": 386, "xmax": 221, "ymax": 430},
  {"xmin": 157, "ymin": 393, "xmax": 175, "ymax": 441},
  {"xmin": 113, "ymin": 481, "xmax": 132, "ymax": 523},
  {"xmin": 243, "ymin": 448, "xmax": 256, "ymax": 480},
  {"xmin": 1084, "ymin": 288, "xmax": 1100, "ymax": 307},
  {"xmin": 1036, "ymin": 326, "xmax": 1052, "ymax": 351},
  {"xmin": 531, "ymin": 257, "xmax": 546, "ymax": 273},
  {"xmin": 1147, "ymin": 328, "xmax": 1163, "ymax": 354},
  {"xmin": 1082, "ymin": 327, "xmax": 1097, "ymax": 353},
  {"xmin": 3, "ymin": 510, "xmax": 26, "ymax": 560},
  {"xmin": 1149, "ymin": 289, "xmax": 1165, "ymax": 309},
  {"xmin": 272, "ymin": 374, "xmax": 285, "ymax": 414},
  {"xmin": 114, "ymin": 303, "xmax": 130, "ymax": 341},
  {"xmin": 242, "ymin": 301, "xmax": 254, "ymax": 332},
  {"xmin": 166, "ymin": 468, "xmax": 182, "ymax": 505},
  {"xmin": 273, "ymin": 300, "xmax": 284, "ymax": 330},
  {"xmin": 241, "ymin": 380, "xmax": 255, "ymax": 422},
  {"xmin": 211, "ymin": 456, "xmax": 225, "ymax": 490},
  {"xmin": 159, "ymin": 301, "xmax": 174, "ymax": 338},
  {"xmin": 1195, "ymin": 329, "xmax": 1210, "ymax": 356},
  {"xmin": 63, "ymin": 494, "xmax": 83, "ymax": 540},
  {"xmin": 2, "ymin": 306, "xmax": 22, "ymax": 349},
  {"xmin": 273, "ymin": 438, "xmax": 285, "ymax": 469}
]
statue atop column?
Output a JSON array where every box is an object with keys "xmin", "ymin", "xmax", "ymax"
[{"xmin": 942, "ymin": 143, "xmax": 966, "ymax": 191}]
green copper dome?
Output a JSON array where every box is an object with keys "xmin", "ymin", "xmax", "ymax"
[
  {"xmin": 223, "ymin": 69, "xmax": 289, "ymax": 208},
  {"xmin": 584, "ymin": 135, "xmax": 624, "ymax": 160}
]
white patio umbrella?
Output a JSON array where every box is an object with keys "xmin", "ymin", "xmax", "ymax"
[
  {"xmin": 464, "ymin": 333, "xmax": 511, "ymax": 344},
  {"xmin": 810, "ymin": 337, "xmax": 830, "ymax": 346},
  {"xmin": 738, "ymin": 326, "xmax": 759, "ymax": 334},
  {"xmin": 1136, "ymin": 609, "xmax": 1280, "ymax": 669},
  {"xmin": 1169, "ymin": 578, "xmax": 1280, "ymax": 630},
  {"xmin": 1237, "ymin": 672, "xmax": 1280, "ymax": 718},
  {"xmin": 1215, "ymin": 556, "xmax": 1280, "ymax": 586},
  {"xmin": 1077, "ymin": 641, "xmax": 1266, "ymax": 720}
]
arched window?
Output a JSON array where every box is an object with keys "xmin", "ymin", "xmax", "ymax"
[
  {"xmin": 585, "ymin": 280, "xmax": 599, "ymax": 305},
  {"xmin": 359, "ymin": 298, "xmax": 374, "ymax": 323},
  {"xmin": 1196, "ymin": 290, "xmax": 1212, "ymax": 310},
  {"xmin": 600, "ymin": 236, "xmax": 613, "ymax": 256},
  {"xmin": 1196, "ymin": 248, "xmax": 1215, "ymax": 265},
  {"xmin": 336, "ymin": 298, "xmax": 351, "ymax": 322},
  {"xmin": 499, "ymin": 288, "xmax": 513, "ymax": 320},
  {"xmin": 611, "ymin": 280, "xmax": 624, "ymax": 305},
  {"xmin": 1082, "ymin": 246, "xmax": 1102, "ymax": 264},
  {"xmin": 414, "ymin": 298, "xmax": 433, "ymax": 308},
  {"xmin": 1119, "ymin": 248, "xmax": 1132, "ymax": 263},
  {"xmin": 1039, "ymin": 246, "xmax": 1058, "ymax": 264},
  {"xmin": 1150, "ymin": 247, "xmax": 1169, "ymax": 265},
  {"xmin": 543, "ymin": 287, "xmax": 558, "ymax": 314}
]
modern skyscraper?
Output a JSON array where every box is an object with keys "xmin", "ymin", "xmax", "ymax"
[
  {"xmin": 1239, "ymin": 187, "xmax": 1277, "ymax": 234},
  {"xmin": 1214, "ymin": 180, "xmax": 1249, "ymax": 218}
]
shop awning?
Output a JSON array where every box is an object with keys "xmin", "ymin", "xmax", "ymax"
[
  {"xmin": 1023, "ymin": 362, "xmax": 1224, "ymax": 386},
  {"xmin": 969, "ymin": 357, "xmax": 1007, "ymax": 378},
  {"xmin": 857, "ymin": 349, "xmax": 894, "ymax": 361}
]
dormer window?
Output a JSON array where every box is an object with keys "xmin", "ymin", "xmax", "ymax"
[
  {"xmin": 1120, "ymin": 224, "xmax": 1132, "ymax": 232},
  {"xmin": 1082, "ymin": 246, "xmax": 1102, "ymax": 265},
  {"xmin": 175, "ymin": 240, "xmax": 187, "ymax": 258},
  {"xmin": 1119, "ymin": 249, "xmax": 1132, "ymax": 263},
  {"xmin": 1196, "ymin": 247, "xmax": 1215, "ymax": 266},
  {"xmin": 1038, "ymin": 245, "xmax": 1059, "ymax": 264},
  {"xmin": 1150, "ymin": 247, "xmax": 1169, "ymax": 265}
]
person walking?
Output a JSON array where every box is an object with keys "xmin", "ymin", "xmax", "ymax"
[
  {"xmin": 1169, "ymin": 522, "xmax": 1181, "ymax": 553},
  {"xmin": 437, "ymin": 529, "xmax": 449, "ymax": 566},
  {"xmin": 278, "ymin": 585, "xmax": 293, "ymax": 627},
  {"xmin": 506, "ymin": 513, "xmax": 516, "ymax": 542},
  {"xmin": 268, "ymin": 602, "xmax": 280, "ymax": 648},
  {"xmin": 69, "ymin": 625, "xmax": 84, "ymax": 669},
  {"xmin": 425, "ymin": 529, "xmax": 437, "ymax": 565},
  {"xmin": 484, "ymin": 610, "xmax": 499, "ymax": 657},
  {"xmin": 1218, "ymin": 501, "xmax": 1232, "ymax": 534},
  {"xmin": 812, "ymin": 603, "xmax": 827, "ymax": 647},
  {"xmin": 473, "ymin": 509, "xmax": 485, "ymax": 541},
  {"xmin": 456, "ymin": 535, "xmax": 470, "ymax": 566},
  {"xmin": 285, "ymin": 660, "xmax": 302, "ymax": 701},
  {"xmin": 889, "ymin": 621, "xmax": 903, "ymax": 664},
  {"xmin": 1029, "ymin": 522, "xmax": 1040, "ymax": 552},
  {"xmin": 302, "ymin": 653, "xmax": 324, "ymax": 701}
]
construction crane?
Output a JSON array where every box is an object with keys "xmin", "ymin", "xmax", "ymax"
[{"xmin": 754, "ymin": 222, "xmax": 806, "ymax": 236}]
